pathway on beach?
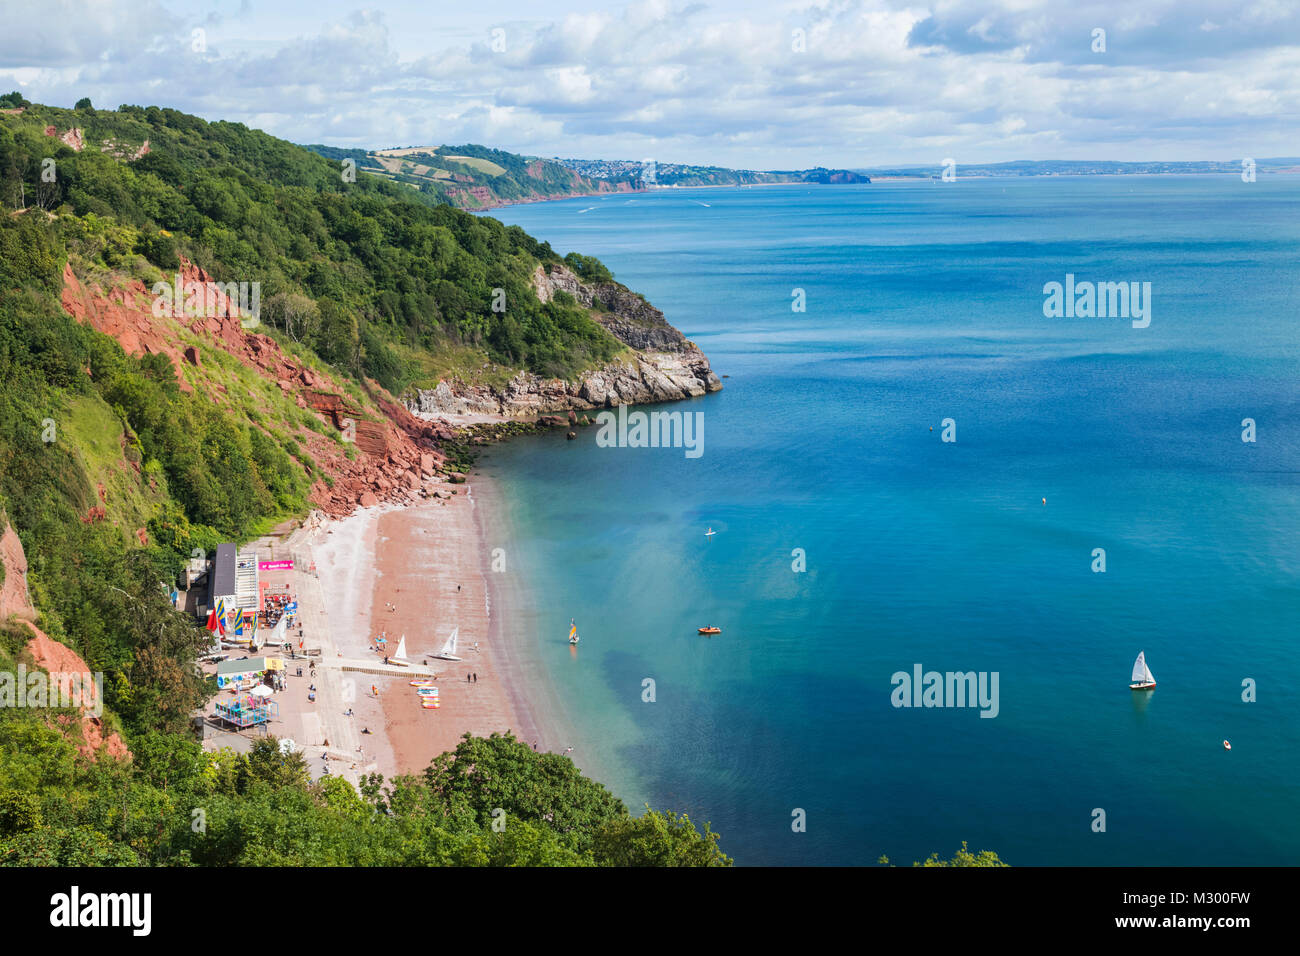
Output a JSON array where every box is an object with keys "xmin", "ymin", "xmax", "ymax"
[{"xmin": 286, "ymin": 519, "xmax": 376, "ymax": 785}]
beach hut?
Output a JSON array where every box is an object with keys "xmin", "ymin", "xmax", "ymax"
[{"xmin": 209, "ymin": 544, "xmax": 238, "ymax": 628}]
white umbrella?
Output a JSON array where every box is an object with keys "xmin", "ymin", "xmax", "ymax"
[{"xmin": 250, "ymin": 684, "xmax": 273, "ymax": 698}]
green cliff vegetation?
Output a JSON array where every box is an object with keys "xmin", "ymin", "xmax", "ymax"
[
  {"xmin": 878, "ymin": 842, "xmax": 1009, "ymax": 867},
  {"xmin": 0, "ymin": 732, "xmax": 729, "ymax": 866},
  {"xmin": 0, "ymin": 96, "xmax": 727, "ymax": 866},
  {"xmin": 1, "ymin": 99, "xmax": 626, "ymax": 392}
]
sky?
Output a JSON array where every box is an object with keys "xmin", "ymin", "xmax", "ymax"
[{"xmin": 0, "ymin": 0, "xmax": 1297, "ymax": 169}]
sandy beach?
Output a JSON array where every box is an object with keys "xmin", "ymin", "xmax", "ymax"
[{"xmin": 306, "ymin": 476, "xmax": 542, "ymax": 780}]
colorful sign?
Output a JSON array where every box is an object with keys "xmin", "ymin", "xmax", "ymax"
[{"xmin": 259, "ymin": 560, "xmax": 294, "ymax": 571}]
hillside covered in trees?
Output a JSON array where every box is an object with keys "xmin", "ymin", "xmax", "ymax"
[
  {"xmin": 0, "ymin": 94, "xmax": 728, "ymax": 866},
  {"xmin": 1, "ymin": 95, "xmax": 631, "ymax": 394}
]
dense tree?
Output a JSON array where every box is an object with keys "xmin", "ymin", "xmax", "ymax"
[
  {"xmin": 423, "ymin": 732, "xmax": 626, "ymax": 853},
  {"xmin": 878, "ymin": 842, "xmax": 1009, "ymax": 867},
  {"xmin": 591, "ymin": 809, "xmax": 732, "ymax": 867}
]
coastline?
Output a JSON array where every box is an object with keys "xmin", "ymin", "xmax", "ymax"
[{"xmin": 470, "ymin": 179, "xmax": 851, "ymax": 215}]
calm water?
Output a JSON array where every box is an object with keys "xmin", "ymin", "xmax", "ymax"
[{"xmin": 480, "ymin": 177, "xmax": 1300, "ymax": 866}]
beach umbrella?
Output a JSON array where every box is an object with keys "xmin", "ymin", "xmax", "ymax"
[{"xmin": 250, "ymin": 685, "xmax": 273, "ymax": 698}]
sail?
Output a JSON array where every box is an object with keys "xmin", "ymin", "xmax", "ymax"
[
  {"xmin": 394, "ymin": 635, "xmax": 408, "ymax": 660},
  {"xmin": 1131, "ymin": 652, "xmax": 1153, "ymax": 684},
  {"xmin": 569, "ymin": 621, "xmax": 579, "ymax": 643},
  {"xmin": 439, "ymin": 628, "xmax": 459, "ymax": 658}
]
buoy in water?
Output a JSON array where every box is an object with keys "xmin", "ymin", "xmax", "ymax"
[{"xmin": 1223, "ymin": 740, "xmax": 1231, "ymax": 750}]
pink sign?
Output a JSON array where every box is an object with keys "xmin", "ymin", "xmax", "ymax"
[{"xmin": 259, "ymin": 560, "xmax": 294, "ymax": 571}]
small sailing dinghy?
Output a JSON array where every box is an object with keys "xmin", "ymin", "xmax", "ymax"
[
  {"xmin": 1129, "ymin": 651, "xmax": 1156, "ymax": 690},
  {"xmin": 388, "ymin": 635, "xmax": 412, "ymax": 667},
  {"xmin": 568, "ymin": 619, "xmax": 580, "ymax": 645},
  {"xmin": 431, "ymin": 627, "xmax": 462, "ymax": 662}
]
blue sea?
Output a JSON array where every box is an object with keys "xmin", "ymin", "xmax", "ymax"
[{"xmin": 480, "ymin": 177, "xmax": 1300, "ymax": 866}]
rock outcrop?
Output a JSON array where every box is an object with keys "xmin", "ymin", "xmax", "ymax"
[
  {"xmin": 44, "ymin": 124, "xmax": 150, "ymax": 160},
  {"xmin": 0, "ymin": 522, "xmax": 33, "ymax": 623},
  {"xmin": 407, "ymin": 263, "xmax": 722, "ymax": 418}
]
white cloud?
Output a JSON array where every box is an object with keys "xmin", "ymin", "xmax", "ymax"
[{"xmin": 1, "ymin": 0, "xmax": 1297, "ymax": 167}]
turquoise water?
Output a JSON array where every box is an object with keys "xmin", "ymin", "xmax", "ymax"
[{"xmin": 481, "ymin": 178, "xmax": 1300, "ymax": 866}]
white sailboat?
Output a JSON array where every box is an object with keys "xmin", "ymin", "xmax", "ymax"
[
  {"xmin": 432, "ymin": 627, "xmax": 462, "ymax": 662},
  {"xmin": 388, "ymin": 634, "xmax": 411, "ymax": 667},
  {"xmin": 1129, "ymin": 651, "xmax": 1156, "ymax": 690}
]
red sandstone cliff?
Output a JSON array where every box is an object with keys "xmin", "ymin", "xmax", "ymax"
[
  {"xmin": 1, "ymin": 522, "xmax": 131, "ymax": 761},
  {"xmin": 60, "ymin": 258, "xmax": 458, "ymax": 517}
]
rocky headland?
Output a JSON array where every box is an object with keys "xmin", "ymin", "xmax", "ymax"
[{"xmin": 405, "ymin": 263, "xmax": 722, "ymax": 418}]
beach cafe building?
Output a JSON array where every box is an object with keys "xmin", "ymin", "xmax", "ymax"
[
  {"xmin": 215, "ymin": 656, "xmax": 284, "ymax": 690},
  {"xmin": 201, "ymin": 543, "xmax": 262, "ymax": 648}
]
